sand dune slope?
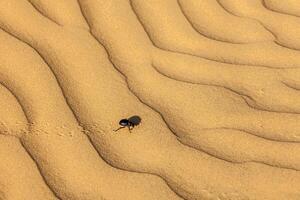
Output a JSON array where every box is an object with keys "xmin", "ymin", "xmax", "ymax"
[
  {"xmin": 264, "ymin": 0, "xmax": 300, "ymax": 17},
  {"xmin": 0, "ymin": 0, "xmax": 300, "ymax": 199}
]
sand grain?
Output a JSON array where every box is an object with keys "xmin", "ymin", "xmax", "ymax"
[{"xmin": 0, "ymin": 0, "xmax": 300, "ymax": 199}]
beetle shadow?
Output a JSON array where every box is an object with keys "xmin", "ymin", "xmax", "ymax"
[{"xmin": 128, "ymin": 115, "xmax": 142, "ymax": 126}]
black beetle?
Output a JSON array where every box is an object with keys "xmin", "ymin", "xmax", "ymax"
[{"xmin": 114, "ymin": 115, "xmax": 141, "ymax": 133}]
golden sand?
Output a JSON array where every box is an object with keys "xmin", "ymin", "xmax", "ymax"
[{"xmin": 0, "ymin": 0, "xmax": 300, "ymax": 199}]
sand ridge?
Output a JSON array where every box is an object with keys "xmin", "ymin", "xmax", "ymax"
[
  {"xmin": 0, "ymin": 0, "xmax": 300, "ymax": 199},
  {"xmin": 264, "ymin": 0, "xmax": 300, "ymax": 17}
]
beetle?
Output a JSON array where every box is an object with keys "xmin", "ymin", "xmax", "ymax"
[{"xmin": 114, "ymin": 115, "xmax": 141, "ymax": 133}]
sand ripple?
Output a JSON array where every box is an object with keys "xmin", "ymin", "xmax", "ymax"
[{"xmin": 0, "ymin": 0, "xmax": 300, "ymax": 199}]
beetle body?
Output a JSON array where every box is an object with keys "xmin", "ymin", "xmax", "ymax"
[{"xmin": 114, "ymin": 116, "xmax": 141, "ymax": 133}]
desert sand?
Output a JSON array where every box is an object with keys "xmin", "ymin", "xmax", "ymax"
[{"xmin": 0, "ymin": 0, "xmax": 300, "ymax": 199}]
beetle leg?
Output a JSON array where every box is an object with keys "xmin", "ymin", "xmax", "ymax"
[{"xmin": 114, "ymin": 126, "xmax": 125, "ymax": 132}]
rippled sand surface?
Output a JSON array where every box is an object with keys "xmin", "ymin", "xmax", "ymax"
[{"xmin": 1, "ymin": 0, "xmax": 300, "ymax": 199}]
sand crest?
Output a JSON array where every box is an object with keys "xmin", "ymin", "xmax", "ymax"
[{"xmin": 0, "ymin": 0, "xmax": 300, "ymax": 199}]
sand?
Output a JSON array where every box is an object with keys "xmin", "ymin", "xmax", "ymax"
[{"xmin": 0, "ymin": 0, "xmax": 299, "ymax": 199}]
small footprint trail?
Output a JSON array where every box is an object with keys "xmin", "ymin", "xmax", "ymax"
[
  {"xmin": 0, "ymin": 84, "xmax": 58, "ymax": 200},
  {"xmin": 0, "ymin": 0, "xmax": 300, "ymax": 199},
  {"xmin": 0, "ymin": 0, "xmax": 183, "ymax": 199},
  {"xmin": 79, "ymin": 0, "xmax": 300, "ymax": 199}
]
